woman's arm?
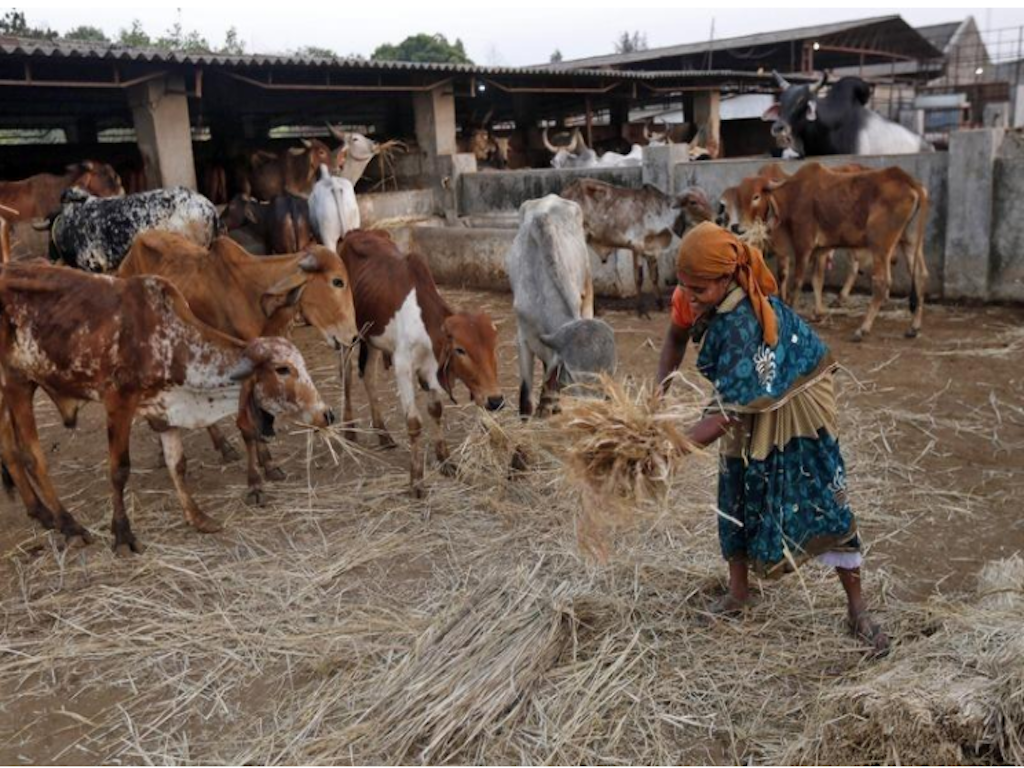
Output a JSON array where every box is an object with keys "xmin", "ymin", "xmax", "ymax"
[
  {"xmin": 657, "ymin": 323, "xmax": 691, "ymax": 393},
  {"xmin": 687, "ymin": 412, "xmax": 734, "ymax": 448}
]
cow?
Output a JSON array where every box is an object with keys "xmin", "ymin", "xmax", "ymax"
[
  {"xmin": 542, "ymin": 128, "xmax": 645, "ymax": 170},
  {"xmin": 308, "ymin": 165, "xmax": 360, "ymax": 252},
  {"xmin": 0, "ymin": 161, "xmax": 124, "ymax": 223},
  {"xmin": 221, "ymin": 193, "xmax": 314, "ymax": 255},
  {"xmin": 561, "ymin": 179, "xmax": 714, "ymax": 316},
  {"xmin": 118, "ymin": 232, "xmax": 357, "ymax": 489},
  {"xmin": 765, "ymin": 71, "xmax": 932, "ymax": 158},
  {"xmin": 338, "ymin": 230, "xmax": 503, "ymax": 497},
  {"xmin": 39, "ymin": 186, "xmax": 218, "ymax": 272},
  {"xmin": 643, "ymin": 120, "xmax": 673, "ymax": 146},
  {"xmin": 506, "ymin": 195, "xmax": 617, "ymax": 417},
  {"xmin": 725, "ymin": 161, "xmax": 929, "ymax": 340},
  {"xmin": 327, "ymin": 126, "xmax": 380, "ymax": 186},
  {"xmin": 0, "ymin": 262, "xmax": 333, "ymax": 553},
  {"xmin": 248, "ymin": 137, "xmax": 339, "ymax": 201}
]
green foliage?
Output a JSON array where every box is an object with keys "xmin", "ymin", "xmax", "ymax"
[
  {"xmin": 117, "ymin": 19, "xmax": 152, "ymax": 47},
  {"xmin": 63, "ymin": 24, "xmax": 109, "ymax": 43},
  {"xmin": 372, "ymin": 33, "xmax": 472, "ymax": 64},
  {"xmin": 550, "ymin": 49, "xmax": 563, "ymax": 63},
  {"xmin": 295, "ymin": 45, "xmax": 337, "ymax": 59},
  {"xmin": 614, "ymin": 30, "xmax": 648, "ymax": 54},
  {"xmin": 218, "ymin": 26, "xmax": 245, "ymax": 55},
  {"xmin": 0, "ymin": 9, "xmax": 58, "ymax": 40},
  {"xmin": 156, "ymin": 21, "xmax": 211, "ymax": 54}
]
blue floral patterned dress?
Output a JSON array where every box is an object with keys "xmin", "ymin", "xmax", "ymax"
[{"xmin": 696, "ymin": 286, "xmax": 860, "ymax": 578}]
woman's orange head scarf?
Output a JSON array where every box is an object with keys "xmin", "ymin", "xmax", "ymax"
[{"xmin": 676, "ymin": 221, "xmax": 780, "ymax": 346}]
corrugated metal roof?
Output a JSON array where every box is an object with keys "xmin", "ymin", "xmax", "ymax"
[{"xmin": 544, "ymin": 14, "xmax": 941, "ymax": 70}]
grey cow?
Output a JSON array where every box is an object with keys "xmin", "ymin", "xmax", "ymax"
[{"xmin": 507, "ymin": 194, "xmax": 615, "ymax": 417}]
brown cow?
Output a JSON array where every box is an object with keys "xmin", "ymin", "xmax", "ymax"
[
  {"xmin": 0, "ymin": 161, "xmax": 124, "ymax": 222},
  {"xmin": 727, "ymin": 162, "xmax": 929, "ymax": 340},
  {"xmin": 248, "ymin": 139, "xmax": 338, "ymax": 201},
  {"xmin": 0, "ymin": 262, "xmax": 333, "ymax": 553},
  {"xmin": 562, "ymin": 178, "xmax": 714, "ymax": 316},
  {"xmin": 719, "ymin": 162, "xmax": 876, "ymax": 319},
  {"xmin": 118, "ymin": 232, "xmax": 358, "ymax": 489},
  {"xmin": 339, "ymin": 230, "xmax": 503, "ymax": 496},
  {"xmin": 221, "ymin": 193, "xmax": 314, "ymax": 255}
]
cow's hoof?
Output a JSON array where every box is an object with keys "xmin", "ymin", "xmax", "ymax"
[
  {"xmin": 264, "ymin": 466, "xmax": 287, "ymax": 482},
  {"xmin": 245, "ymin": 488, "xmax": 266, "ymax": 506},
  {"xmin": 113, "ymin": 538, "xmax": 145, "ymax": 557},
  {"xmin": 410, "ymin": 483, "xmax": 425, "ymax": 499},
  {"xmin": 851, "ymin": 329, "xmax": 866, "ymax": 343},
  {"xmin": 341, "ymin": 425, "xmax": 359, "ymax": 444},
  {"xmin": 65, "ymin": 533, "xmax": 92, "ymax": 550},
  {"xmin": 509, "ymin": 447, "xmax": 529, "ymax": 475},
  {"xmin": 438, "ymin": 459, "xmax": 457, "ymax": 478},
  {"xmin": 831, "ymin": 298, "xmax": 847, "ymax": 308},
  {"xmin": 905, "ymin": 327, "xmax": 920, "ymax": 339},
  {"xmin": 191, "ymin": 514, "xmax": 223, "ymax": 534},
  {"xmin": 378, "ymin": 433, "xmax": 397, "ymax": 450},
  {"xmin": 220, "ymin": 444, "xmax": 242, "ymax": 463}
]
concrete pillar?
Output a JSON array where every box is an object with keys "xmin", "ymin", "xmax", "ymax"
[
  {"xmin": 437, "ymin": 153, "xmax": 477, "ymax": 223},
  {"xmin": 693, "ymin": 90, "xmax": 721, "ymax": 158},
  {"xmin": 944, "ymin": 128, "xmax": 1004, "ymax": 300},
  {"xmin": 413, "ymin": 84, "xmax": 457, "ymax": 164},
  {"xmin": 642, "ymin": 143, "xmax": 690, "ymax": 194},
  {"xmin": 128, "ymin": 75, "xmax": 197, "ymax": 190}
]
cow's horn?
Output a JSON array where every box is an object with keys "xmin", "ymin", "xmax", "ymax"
[
  {"xmin": 643, "ymin": 120, "xmax": 652, "ymax": 141},
  {"xmin": 298, "ymin": 252, "xmax": 320, "ymax": 272},
  {"xmin": 542, "ymin": 127, "xmax": 558, "ymax": 153},
  {"xmin": 326, "ymin": 122, "xmax": 347, "ymax": 142},
  {"xmin": 810, "ymin": 71, "xmax": 827, "ymax": 94},
  {"xmin": 772, "ymin": 70, "xmax": 791, "ymax": 90},
  {"xmin": 31, "ymin": 218, "xmax": 51, "ymax": 231},
  {"xmin": 567, "ymin": 129, "xmax": 580, "ymax": 153}
]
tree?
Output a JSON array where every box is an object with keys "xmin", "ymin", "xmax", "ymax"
[
  {"xmin": 614, "ymin": 31, "xmax": 648, "ymax": 54},
  {"xmin": 117, "ymin": 20, "xmax": 152, "ymax": 48},
  {"xmin": 550, "ymin": 49, "xmax": 563, "ymax": 63},
  {"xmin": 0, "ymin": 9, "xmax": 58, "ymax": 40},
  {"xmin": 218, "ymin": 27, "xmax": 245, "ymax": 56},
  {"xmin": 63, "ymin": 25, "xmax": 109, "ymax": 43},
  {"xmin": 156, "ymin": 21, "xmax": 210, "ymax": 54},
  {"xmin": 372, "ymin": 33, "xmax": 472, "ymax": 64},
  {"xmin": 295, "ymin": 45, "xmax": 337, "ymax": 59}
]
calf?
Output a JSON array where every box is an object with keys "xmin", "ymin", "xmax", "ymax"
[
  {"xmin": 118, "ymin": 232, "xmax": 357, "ymax": 487},
  {"xmin": 41, "ymin": 186, "xmax": 218, "ymax": 272},
  {"xmin": 0, "ymin": 263, "xmax": 333, "ymax": 553},
  {"xmin": 561, "ymin": 178, "xmax": 713, "ymax": 316},
  {"xmin": 309, "ymin": 165, "xmax": 360, "ymax": 252},
  {"xmin": 505, "ymin": 195, "xmax": 615, "ymax": 416},
  {"xmin": 339, "ymin": 230, "xmax": 503, "ymax": 496},
  {"xmin": 221, "ymin": 193, "xmax": 314, "ymax": 255},
  {"xmin": 728, "ymin": 162, "xmax": 929, "ymax": 340}
]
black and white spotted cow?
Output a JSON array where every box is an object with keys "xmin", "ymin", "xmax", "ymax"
[{"xmin": 40, "ymin": 187, "xmax": 219, "ymax": 272}]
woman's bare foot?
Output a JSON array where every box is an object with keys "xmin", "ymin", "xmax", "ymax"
[{"xmin": 848, "ymin": 610, "xmax": 890, "ymax": 657}]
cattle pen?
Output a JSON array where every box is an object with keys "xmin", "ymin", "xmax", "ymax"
[{"xmin": 2, "ymin": 14, "xmax": 1024, "ymax": 767}]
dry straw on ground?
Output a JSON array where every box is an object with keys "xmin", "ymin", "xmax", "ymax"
[{"xmin": 0, "ymin": 365, "xmax": 1020, "ymax": 764}]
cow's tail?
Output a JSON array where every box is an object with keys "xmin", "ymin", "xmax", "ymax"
[{"xmin": 908, "ymin": 184, "xmax": 929, "ymax": 314}]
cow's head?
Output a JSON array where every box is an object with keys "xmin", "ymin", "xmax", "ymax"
[
  {"xmin": 492, "ymin": 134, "xmax": 511, "ymax": 169},
  {"xmin": 220, "ymin": 194, "xmax": 266, "ymax": 231},
  {"xmin": 672, "ymin": 186, "xmax": 714, "ymax": 237},
  {"xmin": 723, "ymin": 175, "xmax": 785, "ymax": 238},
  {"xmin": 643, "ymin": 119, "xmax": 673, "ymax": 146},
  {"xmin": 327, "ymin": 124, "xmax": 378, "ymax": 169},
  {"xmin": 439, "ymin": 312, "xmax": 504, "ymax": 411},
  {"xmin": 258, "ymin": 248, "xmax": 358, "ymax": 351},
  {"xmin": 543, "ymin": 127, "xmax": 592, "ymax": 169},
  {"xmin": 69, "ymin": 160, "xmax": 126, "ymax": 198},
  {"xmin": 292, "ymin": 138, "xmax": 337, "ymax": 175},
  {"xmin": 230, "ymin": 336, "xmax": 335, "ymax": 437},
  {"xmin": 762, "ymin": 71, "xmax": 830, "ymax": 154},
  {"xmin": 538, "ymin": 318, "xmax": 616, "ymax": 396}
]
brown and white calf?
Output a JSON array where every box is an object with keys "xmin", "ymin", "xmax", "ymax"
[
  {"xmin": 118, "ymin": 232, "xmax": 357, "ymax": 492},
  {"xmin": 338, "ymin": 230, "xmax": 503, "ymax": 496},
  {"xmin": 0, "ymin": 263, "xmax": 333, "ymax": 553}
]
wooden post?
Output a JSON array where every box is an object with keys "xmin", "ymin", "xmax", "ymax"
[
  {"xmin": 693, "ymin": 89, "xmax": 721, "ymax": 158},
  {"xmin": 127, "ymin": 75, "xmax": 197, "ymax": 189}
]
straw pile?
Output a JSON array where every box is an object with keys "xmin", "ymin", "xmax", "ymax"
[{"xmin": 778, "ymin": 555, "xmax": 1024, "ymax": 766}]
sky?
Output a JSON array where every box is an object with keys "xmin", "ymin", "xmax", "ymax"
[{"xmin": 15, "ymin": 5, "xmax": 1024, "ymax": 67}]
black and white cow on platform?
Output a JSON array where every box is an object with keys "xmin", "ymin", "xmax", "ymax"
[
  {"xmin": 40, "ymin": 187, "xmax": 218, "ymax": 272},
  {"xmin": 506, "ymin": 194, "xmax": 616, "ymax": 417},
  {"xmin": 764, "ymin": 71, "xmax": 932, "ymax": 158}
]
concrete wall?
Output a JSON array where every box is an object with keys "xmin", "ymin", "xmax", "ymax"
[
  {"xmin": 991, "ymin": 156, "xmax": 1024, "ymax": 302},
  {"xmin": 358, "ymin": 189, "xmax": 438, "ymax": 226},
  {"xmin": 459, "ymin": 165, "xmax": 643, "ymax": 216}
]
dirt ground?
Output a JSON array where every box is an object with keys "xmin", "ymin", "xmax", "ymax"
[{"xmin": 1, "ymin": 288, "xmax": 1022, "ymax": 764}]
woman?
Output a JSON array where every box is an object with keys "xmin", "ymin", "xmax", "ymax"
[{"xmin": 660, "ymin": 221, "xmax": 888, "ymax": 654}]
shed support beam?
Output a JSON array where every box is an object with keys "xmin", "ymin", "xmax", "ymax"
[
  {"xmin": 413, "ymin": 83, "xmax": 458, "ymax": 168},
  {"xmin": 128, "ymin": 75, "xmax": 197, "ymax": 190},
  {"xmin": 692, "ymin": 89, "xmax": 721, "ymax": 158}
]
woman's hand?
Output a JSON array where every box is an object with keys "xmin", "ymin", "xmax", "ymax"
[{"xmin": 686, "ymin": 413, "xmax": 734, "ymax": 448}]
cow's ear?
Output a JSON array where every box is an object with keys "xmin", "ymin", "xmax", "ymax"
[
  {"xmin": 761, "ymin": 104, "xmax": 780, "ymax": 122},
  {"xmin": 260, "ymin": 272, "xmax": 308, "ymax": 316},
  {"xmin": 765, "ymin": 194, "xmax": 781, "ymax": 231},
  {"xmin": 244, "ymin": 205, "xmax": 259, "ymax": 224}
]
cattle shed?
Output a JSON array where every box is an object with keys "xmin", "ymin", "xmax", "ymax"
[{"xmin": 0, "ymin": 36, "xmax": 808, "ymax": 194}]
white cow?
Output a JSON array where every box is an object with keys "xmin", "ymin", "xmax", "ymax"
[
  {"xmin": 309, "ymin": 164, "xmax": 360, "ymax": 252},
  {"xmin": 507, "ymin": 194, "xmax": 615, "ymax": 417}
]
